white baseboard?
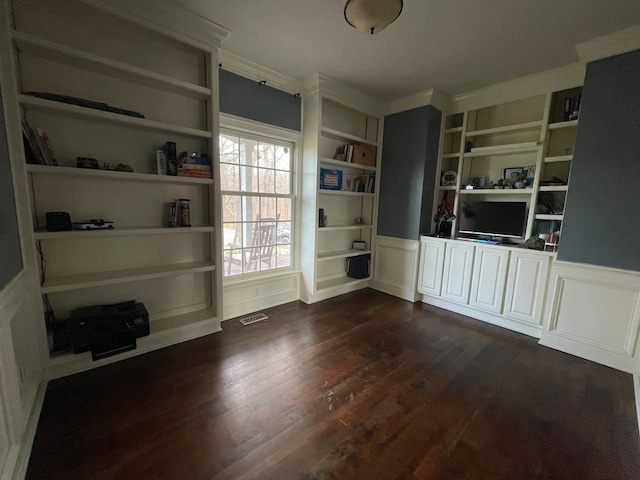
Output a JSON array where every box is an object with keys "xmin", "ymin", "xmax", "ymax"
[{"xmin": 422, "ymin": 295, "xmax": 542, "ymax": 338}]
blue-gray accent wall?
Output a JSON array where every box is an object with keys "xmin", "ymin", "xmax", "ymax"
[
  {"xmin": 219, "ymin": 69, "xmax": 301, "ymax": 131},
  {"xmin": 0, "ymin": 84, "xmax": 23, "ymax": 290},
  {"xmin": 377, "ymin": 105, "xmax": 441, "ymax": 240},
  {"xmin": 558, "ymin": 49, "xmax": 640, "ymax": 272}
]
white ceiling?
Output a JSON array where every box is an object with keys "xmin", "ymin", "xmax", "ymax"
[{"xmin": 175, "ymin": 0, "xmax": 640, "ymax": 101}]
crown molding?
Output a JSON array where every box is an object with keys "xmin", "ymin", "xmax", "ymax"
[
  {"xmin": 385, "ymin": 88, "xmax": 449, "ymax": 116},
  {"xmin": 450, "ymin": 63, "xmax": 586, "ymax": 113},
  {"xmin": 80, "ymin": 0, "xmax": 229, "ymax": 51},
  {"xmin": 218, "ymin": 50, "xmax": 303, "ymax": 95},
  {"xmin": 303, "ymin": 73, "xmax": 384, "ymax": 117},
  {"xmin": 576, "ymin": 25, "xmax": 640, "ymax": 64}
]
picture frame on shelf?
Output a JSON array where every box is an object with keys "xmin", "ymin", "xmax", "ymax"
[{"xmin": 503, "ymin": 167, "xmax": 524, "ymax": 185}]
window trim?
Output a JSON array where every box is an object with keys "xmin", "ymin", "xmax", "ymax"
[{"xmin": 219, "ymin": 114, "xmax": 301, "ymax": 280}]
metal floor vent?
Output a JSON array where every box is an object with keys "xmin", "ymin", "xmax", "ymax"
[{"xmin": 238, "ymin": 313, "xmax": 268, "ymax": 326}]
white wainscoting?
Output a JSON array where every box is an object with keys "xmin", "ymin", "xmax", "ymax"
[
  {"xmin": 370, "ymin": 235, "xmax": 420, "ymax": 302},
  {"xmin": 0, "ymin": 270, "xmax": 45, "ymax": 480},
  {"xmin": 541, "ymin": 261, "xmax": 640, "ymax": 374},
  {"xmin": 223, "ymin": 271, "xmax": 300, "ymax": 321}
]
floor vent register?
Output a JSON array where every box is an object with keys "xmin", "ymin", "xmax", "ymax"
[{"xmin": 238, "ymin": 313, "xmax": 268, "ymax": 326}]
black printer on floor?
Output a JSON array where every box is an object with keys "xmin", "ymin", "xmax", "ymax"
[{"xmin": 69, "ymin": 300, "xmax": 149, "ymax": 361}]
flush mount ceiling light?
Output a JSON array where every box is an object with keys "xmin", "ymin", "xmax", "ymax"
[{"xmin": 344, "ymin": 0, "xmax": 403, "ymax": 35}]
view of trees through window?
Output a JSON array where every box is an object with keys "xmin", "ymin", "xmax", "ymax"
[{"xmin": 220, "ymin": 131, "xmax": 293, "ymax": 276}]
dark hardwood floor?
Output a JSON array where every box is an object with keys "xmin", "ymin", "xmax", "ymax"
[{"xmin": 26, "ymin": 289, "xmax": 640, "ymax": 479}]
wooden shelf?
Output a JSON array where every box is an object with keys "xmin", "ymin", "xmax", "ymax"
[
  {"xmin": 441, "ymin": 152, "xmax": 460, "ymax": 159},
  {"xmin": 535, "ymin": 214, "xmax": 563, "ymax": 221},
  {"xmin": 318, "ymin": 189, "xmax": 374, "ymax": 197},
  {"xmin": 465, "ymin": 120, "xmax": 543, "ymax": 138},
  {"xmin": 318, "ymin": 225, "xmax": 372, "ymax": 232},
  {"xmin": 320, "ymin": 127, "xmax": 377, "ymax": 146},
  {"xmin": 544, "ymin": 155, "xmax": 573, "ymax": 163},
  {"xmin": 548, "ymin": 120, "xmax": 578, "ymax": 130},
  {"xmin": 459, "ymin": 188, "xmax": 533, "ymax": 195},
  {"xmin": 539, "ymin": 185, "xmax": 568, "ymax": 192},
  {"xmin": 464, "ymin": 142, "xmax": 539, "ymax": 157},
  {"xmin": 444, "ymin": 126, "xmax": 463, "ymax": 134},
  {"xmin": 19, "ymin": 94, "xmax": 212, "ymax": 139},
  {"xmin": 319, "ymin": 157, "xmax": 377, "ymax": 172},
  {"xmin": 438, "ymin": 185, "xmax": 457, "ymax": 191},
  {"xmin": 41, "ymin": 260, "xmax": 216, "ymax": 294},
  {"xmin": 12, "ymin": 31, "xmax": 211, "ymax": 100},
  {"xmin": 317, "ymin": 249, "xmax": 371, "ymax": 261},
  {"xmin": 34, "ymin": 226, "xmax": 215, "ymax": 240},
  {"xmin": 316, "ymin": 275, "xmax": 370, "ymax": 291},
  {"xmin": 25, "ymin": 164, "xmax": 214, "ymax": 185}
]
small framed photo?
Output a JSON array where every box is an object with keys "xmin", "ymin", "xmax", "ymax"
[{"xmin": 503, "ymin": 167, "xmax": 524, "ymax": 184}]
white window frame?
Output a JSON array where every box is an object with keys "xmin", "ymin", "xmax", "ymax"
[{"xmin": 219, "ymin": 114, "xmax": 301, "ymax": 280}]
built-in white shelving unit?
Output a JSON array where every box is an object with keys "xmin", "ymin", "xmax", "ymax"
[
  {"xmin": 434, "ymin": 86, "xmax": 582, "ymax": 249},
  {"xmin": 301, "ymin": 76, "xmax": 382, "ymax": 303},
  {"xmin": 9, "ymin": 0, "xmax": 224, "ymax": 377}
]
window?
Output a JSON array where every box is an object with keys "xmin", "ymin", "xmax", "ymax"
[{"xmin": 220, "ymin": 131, "xmax": 293, "ymax": 276}]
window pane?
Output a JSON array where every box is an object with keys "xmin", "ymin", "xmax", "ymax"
[
  {"xmin": 239, "ymin": 138, "xmax": 257, "ymax": 166},
  {"xmin": 275, "ymin": 145, "xmax": 291, "ymax": 171},
  {"xmin": 222, "ymin": 195, "xmax": 241, "ymax": 223},
  {"xmin": 257, "ymin": 142, "xmax": 275, "ymax": 169},
  {"xmin": 276, "ymin": 244, "xmax": 291, "ymax": 268},
  {"xmin": 260, "ymin": 197, "xmax": 277, "ymax": 221},
  {"xmin": 240, "ymin": 165, "xmax": 258, "ymax": 193},
  {"xmin": 220, "ymin": 134, "xmax": 239, "ymax": 164},
  {"xmin": 220, "ymin": 164, "xmax": 239, "ymax": 191},
  {"xmin": 258, "ymin": 168, "xmax": 275, "ymax": 194},
  {"xmin": 275, "ymin": 170, "xmax": 290, "ymax": 195},
  {"xmin": 223, "ymin": 223, "xmax": 241, "ymax": 248},
  {"xmin": 276, "ymin": 197, "xmax": 291, "ymax": 222}
]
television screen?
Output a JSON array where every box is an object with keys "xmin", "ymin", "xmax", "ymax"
[{"xmin": 458, "ymin": 201, "xmax": 527, "ymax": 239}]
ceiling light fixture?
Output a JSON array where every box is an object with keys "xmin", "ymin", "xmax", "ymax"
[{"xmin": 344, "ymin": 0, "xmax": 403, "ymax": 35}]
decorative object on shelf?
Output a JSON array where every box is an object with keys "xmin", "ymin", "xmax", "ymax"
[
  {"xmin": 343, "ymin": 0, "xmax": 403, "ymax": 35},
  {"xmin": 76, "ymin": 156, "xmax": 98, "ymax": 169},
  {"xmin": 319, "ymin": 208, "xmax": 327, "ymax": 228},
  {"xmin": 468, "ymin": 176, "xmax": 486, "ymax": 188},
  {"xmin": 156, "ymin": 150, "xmax": 167, "ymax": 175},
  {"xmin": 434, "ymin": 191, "xmax": 455, "ymax": 237},
  {"xmin": 521, "ymin": 236, "xmax": 545, "ymax": 250},
  {"xmin": 320, "ymin": 168, "xmax": 343, "ymax": 190},
  {"xmin": 115, "ymin": 163, "xmax": 133, "ymax": 172},
  {"xmin": 351, "ymin": 144, "xmax": 376, "ymax": 167},
  {"xmin": 346, "ymin": 253, "xmax": 370, "ymax": 279},
  {"xmin": 352, "ymin": 240, "xmax": 366, "ymax": 250},
  {"xmin": 441, "ymin": 170, "xmax": 457, "ymax": 186},
  {"xmin": 354, "ymin": 217, "xmax": 365, "ymax": 225},
  {"xmin": 524, "ymin": 165, "xmax": 536, "ymax": 185},
  {"xmin": 465, "ymin": 140, "xmax": 473, "ymax": 152},
  {"xmin": 163, "ymin": 141, "xmax": 177, "ymax": 176},
  {"xmin": 45, "ymin": 212, "xmax": 72, "ymax": 232},
  {"xmin": 503, "ymin": 167, "xmax": 524, "ymax": 186},
  {"xmin": 179, "ymin": 198, "xmax": 191, "ymax": 227},
  {"xmin": 72, "ymin": 219, "xmax": 114, "ymax": 230}
]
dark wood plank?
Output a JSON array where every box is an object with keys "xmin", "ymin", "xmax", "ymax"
[{"xmin": 26, "ymin": 290, "xmax": 640, "ymax": 480}]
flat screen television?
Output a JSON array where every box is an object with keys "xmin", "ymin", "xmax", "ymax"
[{"xmin": 458, "ymin": 201, "xmax": 527, "ymax": 239}]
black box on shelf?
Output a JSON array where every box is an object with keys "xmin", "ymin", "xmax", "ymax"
[{"xmin": 346, "ymin": 254, "xmax": 370, "ymax": 279}]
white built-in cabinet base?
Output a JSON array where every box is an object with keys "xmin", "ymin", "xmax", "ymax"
[
  {"xmin": 418, "ymin": 236, "xmax": 553, "ymax": 338},
  {"xmin": 417, "ymin": 236, "xmax": 640, "ymax": 374}
]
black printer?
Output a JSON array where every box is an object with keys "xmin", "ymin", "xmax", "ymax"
[{"xmin": 69, "ymin": 300, "xmax": 149, "ymax": 361}]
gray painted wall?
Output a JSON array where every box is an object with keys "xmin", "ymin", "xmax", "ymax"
[
  {"xmin": 0, "ymin": 84, "xmax": 23, "ymax": 289},
  {"xmin": 219, "ymin": 69, "xmax": 301, "ymax": 131},
  {"xmin": 558, "ymin": 49, "xmax": 640, "ymax": 272},
  {"xmin": 377, "ymin": 105, "xmax": 441, "ymax": 240}
]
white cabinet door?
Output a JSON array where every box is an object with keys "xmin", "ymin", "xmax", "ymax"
[
  {"xmin": 503, "ymin": 251, "xmax": 551, "ymax": 325},
  {"xmin": 441, "ymin": 242, "xmax": 475, "ymax": 304},
  {"xmin": 417, "ymin": 237, "xmax": 446, "ymax": 296},
  {"xmin": 469, "ymin": 246, "xmax": 509, "ymax": 313}
]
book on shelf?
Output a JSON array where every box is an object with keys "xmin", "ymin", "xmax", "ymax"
[
  {"xmin": 21, "ymin": 120, "xmax": 57, "ymax": 166},
  {"xmin": 333, "ymin": 144, "xmax": 353, "ymax": 162}
]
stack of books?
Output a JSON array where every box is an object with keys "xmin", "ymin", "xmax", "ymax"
[{"xmin": 177, "ymin": 151, "xmax": 212, "ymax": 179}]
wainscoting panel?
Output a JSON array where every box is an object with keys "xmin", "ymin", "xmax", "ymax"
[
  {"xmin": 223, "ymin": 272, "xmax": 300, "ymax": 321},
  {"xmin": 541, "ymin": 261, "xmax": 640, "ymax": 373},
  {"xmin": 370, "ymin": 235, "xmax": 420, "ymax": 302}
]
